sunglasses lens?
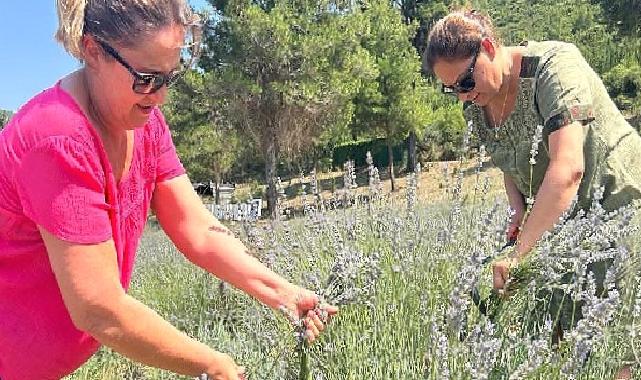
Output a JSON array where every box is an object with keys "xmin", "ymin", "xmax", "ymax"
[
  {"xmin": 133, "ymin": 77, "xmax": 152, "ymax": 94},
  {"xmin": 151, "ymin": 76, "xmax": 166, "ymax": 92},
  {"xmin": 133, "ymin": 75, "xmax": 165, "ymax": 94},
  {"xmin": 458, "ymin": 76, "xmax": 476, "ymax": 93}
]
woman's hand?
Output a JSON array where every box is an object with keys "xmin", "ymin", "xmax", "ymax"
[
  {"xmin": 492, "ymin": 257, "xmax": 519, "ymax": 291},
  {"xmin": 506, "ymin": 208, "xmax": 524, "ymax": 241},
  {"xmin": 205, "ymin": 351, "xmax": 246, "ymax": 380},
  {"xmin": 280, "ymin": 286, "xmax": 338, "ymax": 343},
  {"xmin": 503, "ymin": 174, "xmax": 525, "ymax": 241}
]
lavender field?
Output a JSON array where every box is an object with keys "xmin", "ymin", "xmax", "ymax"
[{"xmin": 66, "ymin": 152, "xmax": 641, "ymax": 380}]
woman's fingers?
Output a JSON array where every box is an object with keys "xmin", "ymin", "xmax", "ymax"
[
  {"xmin": 280, "ymin": 287, "xmax": 340, "ymax": 343},
  {"xmin": 309, "ymin": 310, "xmax": 325, "ymax": 332},
  {"xmin": 304, "ymin": 314, "xmax": 320, "ymax": 342},
  {"xmin": 320, "ymin": 303, "xmax": 339, "ymax": 317},
  {"xmin": 492, "ymin": 262, "xmax": 508, "ymax": 289}
]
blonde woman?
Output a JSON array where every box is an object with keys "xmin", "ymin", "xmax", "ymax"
[
  {"xmin": 424, "ymin": 9, "xmax": 641, "ymax": 379},
  {"xmin": 0, "ymin": 1, "xmax": 335, "ymax": 379}
]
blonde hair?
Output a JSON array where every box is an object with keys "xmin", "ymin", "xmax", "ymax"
[
  {"xmin": 424, "ymin": 9, "xmax": 500, "ymax": 72},
  {"xmin": 55, "ymin": 0, "xmax": 201, "ymax": 61},
  {"xmin": 55, "ymin": 0, "xmax": 87, "ymax": 59}
]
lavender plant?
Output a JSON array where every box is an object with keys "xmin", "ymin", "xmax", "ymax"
[{"xmin": 69, "ymin": 118, "xmax": 641, "ymax": 380}]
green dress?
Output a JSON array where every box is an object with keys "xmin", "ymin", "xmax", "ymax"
[
  {"xmin": 465, "ymin": 40, "xmax": 641, "ymax": 212},
  {"xmin": 464, "ymin": 41, "xmax": 641, "ymax": 333}
]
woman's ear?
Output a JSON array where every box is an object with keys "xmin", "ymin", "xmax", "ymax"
[
  {"xmin": 81, "ymin": 35, "xmax": 103, "ymax": 68},
  {"xmin": 480, "ymin": 37, "xmax": 497, "ymax": 60}
]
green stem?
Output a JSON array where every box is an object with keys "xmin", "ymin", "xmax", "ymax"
[
  {"xmin": 517, "ymin": 164, "xmax": 536, "ymax": 246},
  {"xmin": 298, "ymin": 338, "xmax": 312, "ymax": 380}
]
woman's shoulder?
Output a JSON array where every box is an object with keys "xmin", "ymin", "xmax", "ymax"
[
  {"xmin": 522, "ymin": 40, "xmax": 582, "ymax": 57},
  {"xmin": 522, "ymin": 40, "xmax": 588, "ymax": 75},
  {"xmin": 522, "ymin": 41, "xmax": 593, "ymax": 94},
  {"xmin": 4, "ymin": 82, "xmax": 95, "ymax": 150}
]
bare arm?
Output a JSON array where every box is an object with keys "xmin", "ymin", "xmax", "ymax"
[
  {"xmin": 514, "ymin": 121, "xmax": 585, "ymax": 257},
  {"xmin": 503, "ymin": 173, "xmax": 526, "ymax": 238},
  {"xmin": 152, "ymin": 175, "xmax": 299, "ymax": 309},
  {"xmin": 152, "ymin": 175, "xmax": 336, "ymax": 337},
  {"xmin": 493, "ymin": 122, "xmax": 584, "ymax": 289},
  {"xmin": 504, "ymin": 174, "xmax": 525, "ymax": 216},
  {"xmin": 40, "ymin": 228, "xmax": 238, "ymax": 377}
]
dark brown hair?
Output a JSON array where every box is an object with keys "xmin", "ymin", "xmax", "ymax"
[{"xmin": 423, "ymin": 9, "xmax": 500, "ymax": 72}]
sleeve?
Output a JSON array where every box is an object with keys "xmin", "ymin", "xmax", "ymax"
[
  {"xmin": 534, "ymin": 43, "xmax": 596, "ymax": 133},
  {"xmin": 15, "ymin": 137, "xmax": 112, "ymax": 244},
  {"xmin": 153, "ymin": 109, "xmax": 186, "ymax": 183}
]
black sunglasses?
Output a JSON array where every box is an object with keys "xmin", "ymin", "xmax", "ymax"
[
  {"xmin": 442, "ymin": 44, "xmax": 481, "ymax": 95},
  {"xmin": 97, "ymin": 40, "xmax": 182, "ymax": 95}
]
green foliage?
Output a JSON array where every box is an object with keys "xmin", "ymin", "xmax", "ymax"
[
  {"xmin": 419, "ymin": 100, "xmax": 466, "ymax": 161},
  {"xmin": 352, "ymin": 0, "xmax": 433, "ymax": 144},
  {"xmin": 0, "ymin": 109, "xmax": 13, "ymax": 130},
  {"xmin": 603, "ymin": 58, "xmax": 641, "ymax": 115},
  {"xmin": 332, "ymin": 137, "xmax": 405, "ymax": 169},
  {"xmin": 480, "ymin": 0, "xmax": 619, "ymax": 73},
  {"xmin": 204, "ymin": 0, "xmax": 375, "ymax": 158},
  {"xmin": 161, "ymin": 0, "xmax": 640, "ymax": 185},
  {"xmin": 413, "ymin": 0, "xmax": 463, "ymax": 27},
  {"xmin": 330, "ymin": 105, "xmax": 466, "ymax": 168},
  {"xmin": 592, "ymin": 0, "xmax": 641, "ymax": 37},
  {"xmin": 196, "ymin": 0, "xmax": 381, "ymax": 214},
  {"xmin": 163, "ymin": 71, "xmax": 241, "ymax": 183}
]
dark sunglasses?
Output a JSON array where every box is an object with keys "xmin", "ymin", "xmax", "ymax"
[
  {"xmin": 97, "ymin": 40, "xmax": 182, "ymax": 95},
  {"xmin": 442, "ymin": 45, "xmax": 481, "ymax": 95}
]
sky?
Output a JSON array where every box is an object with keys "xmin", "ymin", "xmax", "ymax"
[{"xmin": 0, "ymin": 1, "xmax": 211, "ymax": 112}]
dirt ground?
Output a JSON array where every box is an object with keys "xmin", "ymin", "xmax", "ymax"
[{"xmin": 231, "ymin": 159, "xmax": 506, "ymax": 213}]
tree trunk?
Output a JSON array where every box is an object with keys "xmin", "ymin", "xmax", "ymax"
[
  {"xmin": 264, "ymin": 130, "xmax": 279, "ymax": 219},
  {"xmin": 407, "ymin": 130, "xmax": 417, "ymax": 173},
  {"xmin": 214, "ymin": 181, "xmax": 220, "ymax": 206},
  {"xmin": 387, "ymin": 137, "xmax": 396, "ymax": 192},
  {"xmin": 213, "ymin": 171, "xmax": 221, "ymax": 205}
]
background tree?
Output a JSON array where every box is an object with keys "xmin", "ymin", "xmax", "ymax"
[
  {"xmin": 592, "ymin": 0, "xmax": 640, "ymax": 37},
  {"xmin": 0, "ymin": 110, "xmax": 13, "ymax": 130},
  {"xmin": 202, "ymin": 0, "xmax": 375, "ymax": 217},
  {"xmin": 352, "ymin": 0, "xmax": 432, "ymax": 191},
  {"xmin": 393, "ymin": 0, "xmax": 465, "ymax": 171},
  {"xmin": 603, "ymin": 58, "xmax": 641, "ymax": 130},
  {"xmin": 157, "ymin": 0, "xmax": 638, "ymax": 201},
  {"xmin": 163, "ymin": 70, "xmax": 242, "ymax": 203}
]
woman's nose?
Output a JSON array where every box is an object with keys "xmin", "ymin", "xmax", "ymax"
[{"xmin": 146, "ymin": 85, "xmax": 169, "ymax": 105}]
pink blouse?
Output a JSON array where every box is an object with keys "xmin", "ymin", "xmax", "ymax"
[{"xmin": 0, "ymin": 82, "xmax": 185, "ymax": 379}]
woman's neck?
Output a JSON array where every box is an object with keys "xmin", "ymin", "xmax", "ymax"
[
  {"xmin": 492, "ymin": 48, "xmax": 521, "ymax": 106},
  {"xmin": 79, "ymin": 69, "xmax": 128, "ymax": 147},
  {"xmin": 61, "ymin": 70, "xmax": 129, "ymax": 157},
  {"xmin": 484, "ymin": 47, "xmax": 524, "ymax": 127}
]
